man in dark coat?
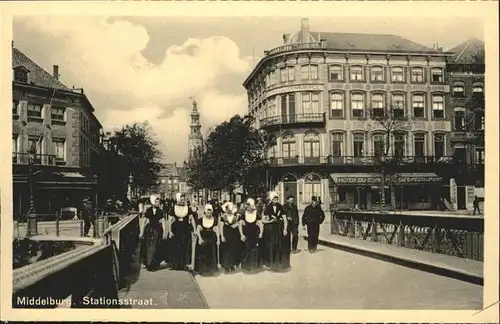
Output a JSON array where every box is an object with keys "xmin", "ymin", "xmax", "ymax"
[
  {"xmin": 301, "ymin": 196, "xmax": 325, "ymax": 253},
  {"xmin": 283, "ymin": 195, "xmax": 300, "ymax": 253},
  {"xmin": 82, "ymin": 198, "xmax": 95, "ymax": 237}
]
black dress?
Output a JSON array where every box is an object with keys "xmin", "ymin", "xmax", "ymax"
[
  {"xmin": 169, "ymin": 204, "xmax": 194, "ymax": 270},
  {"xmin": 219, "ymin": 213, "xmax": 241, "ymax": 271},
  {"xmin": 194, "ymin": 216, "xmax": 219, "ymax": 275},
  {"xmin": 241, "ymin": 210, "xmax": 262, "ymax": 271},
  {"xmin": 262, "ymin": 203, "xmax": 289, "ymax": 271},
  {"xmin": 140, "ymin": 207, "xmax": 164, "ymax": 271}
]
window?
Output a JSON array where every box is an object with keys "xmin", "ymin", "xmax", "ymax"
[
  {"xmin": 414, "ymin": 134, "xmax": 426, "ymax": 157},
  {"xmin": 371, "ymin": 66, "xmax": 384, "ymax": 82},
  {"xmin": 303, "ymin": 173, "xmax": 321, "ymax": 204},
  {"xmin": 304, "ymin": 132, "xmax": 320, "ymax": 158},
  {"xmin": 432, "ymin": 95, "xmax": 444, "ymax": 118},
  {"xmin": 301, "ymin": 65, "xmax": 318, "ymax": 80},
  {"xmin": 350, "ymin": 66, "xmax": 364, "ymax": 81},
  {"xmin": 453, "ymin": 107, "xmax": 465, "ymax": 131},
  {"xmin": 269, "ymin": 70, "xmax": 276, "ymax": 85},
  {"xmin": 27, "ymin": 138, "xmax": 41, "ymax": 154},
  {"xmin": 411, "ymin": 67, "xmax": 424, "ymax": 83},
  {"xmin": 391, "ymin": 67, "xmax": 405, "ymax": 82},
  {"xmin": 371, "ymin": 93, "xmax": 385, "ymax": 118},
  {"xmin": 412, "ymin": 94, "xmax": 425, "ymax": 118},
  {"xmin": 353, "ymin": 134, "xmax": 364, "ymax": 157},
  {"xmin": 392, "ymin": 94, "xmax": 405, "ymax": 119},
  {"xmin": 431, "ymin": 68, "xmax": 444, "ymax": 83},
  {"xmin": 282, "ymin": 134, "xmax": 296, "ymax": 158},
  {"xmin": 13, "ymin": 67, "xmax": 28, "ymax": 83},
  {"xmin": 27, "ymin": 103, "xmax": 43, "ymax": 118},
  {"xmin": 331, "ymin": 133, "xmax": 343, "ymax": 157},
  {"xmin": 474, "ymin": 110, "xmax": 485, "ymax": 130},
  {"xmin": 373, "ymin": 134, "xmax": 385, "ymax": 157},
  {"xmin": 329, "ymin": 65, "xmax": 343, "ymax": 81},
  {"xmin": 351, "ymin": 93, "xmax": 364, "ymax": 118},
  {"xmin": 330, "ymin": 93, "xmax": 343, "ymax": 117},
  {"xmin": 433, "ymin": 134, "xmax": 445, "ymax": 159},
  {"xmin": 51, "ymin": 107, "xmax": 65, "ymax": 122},
  {"xmin": 473, "ymin": 85, "xmax": 483, "ymax": 93},
  {"xmin": 475, "ymin": 148, "xmax": 484, "ymax": 164},
  {"xmin": 280, "ymin": 68, "xmax": 287, "ymax": 82},
  {"xmin": 13, "ymin": 100, "xmax": 19, "ymax": 116},
  {"xmin": 394, "ymin": 133, "xmax": 405, "ymax": 157},
  {"xmin": 288, "ymin": 66, "xmax": 295, "ymax": 81},
  {"xmin": 453, "ymin": 84, "xmax": 465, "ymax": 97},
  {"xmin": 301, "ymin": 92, "xmax": 319, "ymax": 115},
  {"xmin": 53, "ymin": 139, "xmax": 65, "ymax": 161},
  {"xmin": 268, "ymin": 97, "xmax": 277, "ymax": 116}
]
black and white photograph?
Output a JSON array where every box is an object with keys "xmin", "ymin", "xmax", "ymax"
[{"xmin": 1, "ymin": 1, "xmax": 499, "ymax": 322}]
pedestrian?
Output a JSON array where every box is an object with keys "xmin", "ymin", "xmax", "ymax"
[
  {"xmin": 302, "ymin": 196, "xmax": 325, "ymax": 253},
  {"xmin": 473, "ymin": 196, "xmax": 481, "ymax": 215},
  {"xmin": 194, "ymin": 204, "xmax": 220, "ymax": 276},
  {"xmin": 139, "ymin": 195, "xmax": 166, "ymax": 272},
  {"xmin": 81, "ymin": 198, "xmax": 95, "ymax": 237},
  {"xmin": 219, "ymin": 202, "xmax": 241, "ymax": 273},
  {"xmin": 262, "ymin": 192, "xmax": 289, "ymax": 271},
  {"xmin": 239, "ymin": 198, "xmax": 263, "ymax": 272},
  {"xmin": 283, "ymin": 195, "xmax": 300, "ymax": 254},
  {"xmin": 168, "ymin": 192, "xmax": 197, "ymax": 271}
]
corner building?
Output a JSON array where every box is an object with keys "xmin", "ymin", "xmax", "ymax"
[{"xmin": 243, "ymin": 19, "xmax": 454, "ymax": 213}]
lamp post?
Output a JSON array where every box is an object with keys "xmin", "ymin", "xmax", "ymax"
[
  {"xmin": 127, "ymin": 173, "xmax": 133, "ymax": 202},
  {"xmin": 26, "ymin": 148, "xmax": 38, "ymax": 237}
]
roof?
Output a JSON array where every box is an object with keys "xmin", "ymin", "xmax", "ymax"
[
  {"xmin": 12, "ymin": 47, "xmax": 70, "ymax": 90},
  {"xmin": 309, "ymin": 31, "xmax": 439, "ymax": 53},
  {"xmin": 447, "ymin": 38, "xmax": 484, "ymax": 63}
]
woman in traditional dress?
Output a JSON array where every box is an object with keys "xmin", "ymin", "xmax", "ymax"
[
  {"xmin": 239, "ymin": 198, "xmax": 263, "ymax": 272},
  {"xmin": 262, "ymin": 192, "xmax": 289, "ymax": 271},
  {"xmin": 219, "ymin": 202, "xmax": 241, "ymax": 273},
  {"xmin": 140, "ymin": 195, "xmax": 166, "ymax": 271},
  {"xmin": 194, "ymin": 204, "xmax": 220, "ymax": 275},
  {"xmin": 168, "ymin": 192, "xmax": 196, "ymax": 271}
]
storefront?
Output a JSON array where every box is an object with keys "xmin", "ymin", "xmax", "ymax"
[{"xmin": 329, "ymin": 172, "xmax": 443, "ymax": 211}]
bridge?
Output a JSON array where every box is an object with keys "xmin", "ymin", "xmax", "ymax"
[{"xmin": 11, "ymin": 209, "xmax": 485, "ymax": 311}]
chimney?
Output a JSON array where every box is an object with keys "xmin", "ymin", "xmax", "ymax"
[
  {"xmin": 53, "ymin": 65, "xmax": 59, "ymax": 80},
  {"xmin": 283, "ymin": 33, "xmax": 290, "ymax": 45},
  {"xmin": 301, "ymin": 18, "xmax": 310, "ymax": 43},
  {"xmin": 320, "ymin": 38, "xmax": 327, "ymax": 48}
]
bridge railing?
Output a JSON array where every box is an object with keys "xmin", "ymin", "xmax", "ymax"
[
  {"xmin": 12, "ymin": 212, "xmax": 141, "ymax": 308},
  {"xmin": 331, "ymin": 211, "xmax": 484, "ymax": 261}
]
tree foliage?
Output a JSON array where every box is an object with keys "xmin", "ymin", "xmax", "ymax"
[{"xmin": 187, "ymin": 115, "xmax": 270, "ymax": 197}]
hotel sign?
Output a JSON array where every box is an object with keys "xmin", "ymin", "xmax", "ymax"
[
  {"xmin": 266, "ymin": 84, "xmax": 323, "ymax": 98},
  {"xmin": 332, "ymin": 173, "xmax": 442, "ymax": 185},
  {"xmin": 336, "ymin": 176, "xmax": 382, "ymax": 185}
]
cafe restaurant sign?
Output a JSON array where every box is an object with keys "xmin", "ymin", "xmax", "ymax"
[
  {"xmin": 331, "ymin": 173, "xmax": 442, "ymax": 185},
  {"xmin": 266, "ymin": 84, "xmax": 323, "ymax": 98}
]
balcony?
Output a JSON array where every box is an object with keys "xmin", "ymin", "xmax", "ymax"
[
  {"xmin": 260, "ymin": 113, "xmax": 326, "ymax": 130},
  {"xmin": 12, "ymin": 152, "xmax": 57, "ymax": 165},
  {"xmin": 266, "ymin": 42, "xmax": 323, "ymax": 56},
  {"xmin": 267, "ymin": 155, "xmax": 454, "ymax": 167}
]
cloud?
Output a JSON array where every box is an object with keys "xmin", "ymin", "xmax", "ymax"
[{"xmin": 14, "ymin": 16, "xmax": 253, "ymax": 163}]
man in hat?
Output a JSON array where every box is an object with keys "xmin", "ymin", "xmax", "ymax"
[
  {"xmin": 81, "ymin": 198, "xmax": 95, "ymax": 237},
  {"xmin": 301, "ymin": 196, "xmax": 325, "ymax": 253},
  {"xmin": 283, "ymin": 195, "xmax": 300, "ymax": 253}
]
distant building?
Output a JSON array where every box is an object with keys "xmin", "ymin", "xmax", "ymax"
[
  {"xmin": 12, "ymin": 44, "xmax": 102, "ymax": 218},
  {"xmin": 188, "ymin": 99, "xmax": 203, "ymax": 161},
  {"xmin": 243, "ymin": 18, "xmax": 455, "ymax": 212}
]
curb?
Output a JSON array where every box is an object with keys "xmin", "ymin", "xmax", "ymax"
[
  {"xmin": 313, "ymin": 236, "xmax": 483, "ymax": 286},
  {"xmin": 188, "ymin": 271, "xmax": 210, "ymax": 309}
]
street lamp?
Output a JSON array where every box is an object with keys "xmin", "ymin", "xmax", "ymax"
[
  {"xmin": 27, "ymin": 148, "xmax": 37, "ymax": 237},
  {"xmin": 127, "ymin": 173, "xmax": 133, "ymax": 202}
]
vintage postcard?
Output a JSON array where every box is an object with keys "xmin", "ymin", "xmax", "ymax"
[{"xmin": 0, "ymin": 1, "xmax": 498, "ymax": 323}]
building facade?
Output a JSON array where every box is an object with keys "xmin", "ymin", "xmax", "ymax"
[
  {"xmin": 12, "ymin": 45, "xmax": 102, "ymax": 218},
  {"xmin": 243, "ymin": 18, "xmax": 455, "ymax": 212}
]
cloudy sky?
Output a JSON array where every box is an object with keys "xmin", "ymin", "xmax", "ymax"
[{"xmin": 13, "ymin": 16, "xmax": 483, "ymax": 164}]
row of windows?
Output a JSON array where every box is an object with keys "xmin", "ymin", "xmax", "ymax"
[
  {"xmin": 269, "ymin": 132, "xmax": 448, "ymax": 159},
  {"xmin": 452, "ymin": 83, "xmax": 484, "ymax": 97},
  {"xmin": 12, "ymin": 136, "xmax": 66, "ymax": 162},
  {"xmin": 12, "ymin": 100, "xmax": 66, "ymax": 122},
  {"xmin": 453, "ymin": 109, "xmax": 485, "ymax": 132},
  {"xmin": 261, "ymin": 92, "xmax": 446, "ymax": 120}
]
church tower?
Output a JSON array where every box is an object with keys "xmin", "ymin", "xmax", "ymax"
[{"xmin": 188, "ymin": 98, "xmax": 203, "ymax": 161}]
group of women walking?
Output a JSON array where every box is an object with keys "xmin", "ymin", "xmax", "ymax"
[{"xmin": 139, "ymin": 191, "xmax": 296, "ymax": 276}]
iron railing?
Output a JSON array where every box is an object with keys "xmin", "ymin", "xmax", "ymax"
[
  {"xmin": 331, "ymin": 211, "xmax": 484, "ymax": 261},
  {"xmin": 12, "ymin": 152, "xmax": 57, "ymax": 165},
  {"xmin": 260, "ymin": 113, "xmax": 325, "ymax": 128},
  {"xmin": 267, "ymin": 155, "xmax": 454, "ymax": 166},
  {"xmin": 266, "ymin": 42, "xmax": 323, "ymax": 56}
]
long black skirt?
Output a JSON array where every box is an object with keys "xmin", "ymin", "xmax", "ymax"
[
  {"xmin": 140, "ymin": 222, "xmax": 163, "ymax": 270},
  {"xmin": 282, "ymin": 231, "xmax": 291, "ymax": 269},
  {"xmin": 220, "ymin": 225, "xmax": 241, "ymax": 271},
  {"xmin": 262, "ymin": 222, "xmax": 287, "ymax": 271},
  {"xmin": 169, "ymin": 220, "xmax": 192, "ymax": 270},
  {"xmin": 194, "ymin": 230, "xmax": 218, "ymax": 275},
  {"xmin": 241, "ymin": 222, "xmax": 261, "ymax": 271}
]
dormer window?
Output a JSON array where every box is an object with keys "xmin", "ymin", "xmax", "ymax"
[{"xmin": 13, "ymin": 66, "xmax": 30, "ymax": 83}]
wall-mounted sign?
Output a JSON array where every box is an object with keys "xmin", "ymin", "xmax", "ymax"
[
  {"xmin": 266, "ymin": 84, "xmax": 323, "ymax": 98},
  {"xmin": 396, "ymin": 175, "xmax": 442, "ymax": 183},
  {"xmin": 331, "ymin": 173, "xmax": 442, "ymax": 185}
]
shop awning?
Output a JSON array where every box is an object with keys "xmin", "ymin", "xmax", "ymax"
[{"xmin": 330, "ymin": 172, "xmax": 442, "ymax": 185}]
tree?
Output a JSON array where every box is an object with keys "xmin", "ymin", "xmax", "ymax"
[
  {"xmin": 106, "ymin": 122, "xmax": 163, "ymax": 197},
  {"xmin": 187, "ymin": 115, "xmax": 270, "ymax": 197},
  {"xmin": 368, "ymin": 104, "xmax": 413, "ymax": 211}
]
